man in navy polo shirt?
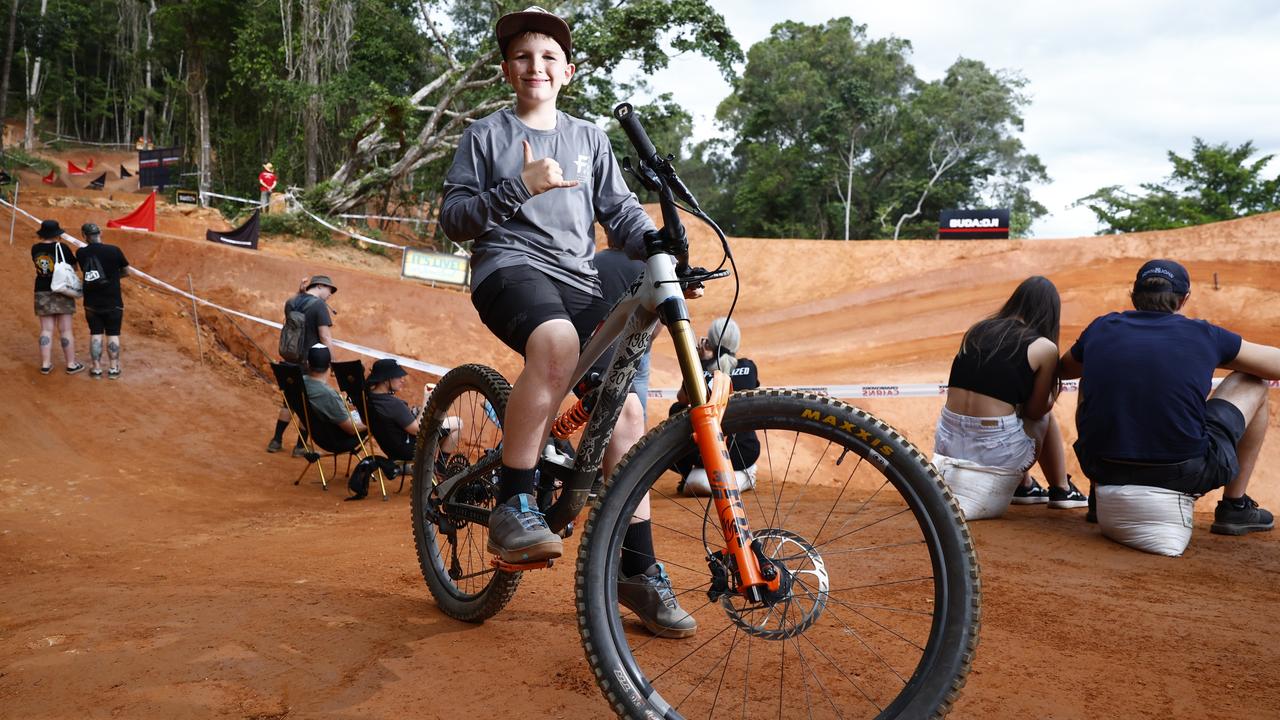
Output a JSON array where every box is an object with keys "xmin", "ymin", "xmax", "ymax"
[{"xmin": 1060, "ymin": 259, "xmax": 1280, "ymax": 536}]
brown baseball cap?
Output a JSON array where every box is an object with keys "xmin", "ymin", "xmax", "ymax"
[{"xmin": 496, "ymin": 6, "xmax": 571, "ymax": 59}]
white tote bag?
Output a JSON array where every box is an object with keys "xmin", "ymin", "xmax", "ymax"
[{"xmin": 50, "ymin": 243, "xmax": 82, "ymax": 298}]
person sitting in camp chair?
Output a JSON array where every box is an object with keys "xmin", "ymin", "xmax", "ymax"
[
  {"xmin": 302, "ymin": 344, "xmax": 366, "ymax": 453},
  {"xmin": 365, "ymin": 358, "xmax": 421, "ymax": 462}
]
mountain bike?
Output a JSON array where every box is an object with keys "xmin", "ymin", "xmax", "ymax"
[{"xmin": 410, "ymin": 103, "xmax": 981, "ymax": 719}]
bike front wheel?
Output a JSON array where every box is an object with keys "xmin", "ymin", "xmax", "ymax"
[
  {"xmin": 411, "ymin": 363, "xmax": 520, "ymax": 622},
  {"xmin": 576, "ymin": 390, "xmax": 980, "ymax": 719}
]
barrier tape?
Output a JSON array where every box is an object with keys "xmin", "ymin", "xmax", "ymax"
[
  {"xmin": 41, "ymin": 132, "xmax": 135, "ymax": 148},
  {"xmin": 285, "ymin": 193, "xmax": 408, "ymax": 250},
  {"xmin": 200, "ymin": 190, "xmax": 261, "ymax": 205},
  {"xmin": 6, "ymin": 196, "xmax": 1278, "ymax": 398},
  {"xmin": 338, "ymin": 213, "xmax": 435, "ymax": 225}
]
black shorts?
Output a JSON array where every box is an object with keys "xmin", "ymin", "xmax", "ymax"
[
  {"xmin": 85, "ymin": 306, "xmax": 124, "ymax": 335},
  {"xmin": 1081, "ymin": 398, "xmax": 1246, "ymax": 496},
  {"xmin": 471, "ymin": 264, "xmax": 607, "ymax": 356}
]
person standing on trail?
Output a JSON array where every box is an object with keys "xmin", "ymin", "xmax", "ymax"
[
  {"xmin": 267, "ymin": 275, "xmax": 336, "ymax": 455},
  {"xmin": 258, "ymin": 162, "xmax": 278, "ymax": 213},
  {"xmin": 440, "ymin": 7, "xmax": 696, "ymax": 638},
  {"xmin": 74, "ymin": 223, "xmax": 131, "ymax": 379},
  {"xmin": 30, "ymin": 219, "xmax": 84, "ymax": 376},
  {"xmin": 1061, "ymin": 259, "xmax": 1280, "ymax": 541}
]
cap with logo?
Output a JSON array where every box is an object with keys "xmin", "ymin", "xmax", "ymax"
[
  {"xmin": 1133, "ymin": 259, "xmax": 1190, "ymax": 295},
  {"xmin": 496, "ymin": 6, "xmax": 571, "ymax": 59}
]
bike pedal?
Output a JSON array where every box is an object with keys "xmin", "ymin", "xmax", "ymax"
[{"xmin": 491, "ymin": 557, "xmax": 555, "ymax": 572}]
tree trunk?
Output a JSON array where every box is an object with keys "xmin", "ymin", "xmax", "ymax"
[
  {"xmin": 0, "ymin": 0, "xmax": 21, "ymax": 150},
  {"xmin": 24, "ymin": 0, "xmax": 50, "ymax": 151},
  {"xmin": 188, "ymin": 47, "xmax": 211, "ymax": 198},
  {"xmin": 142, "ymin": 0, "xmax": 156, "ymax": 143}
]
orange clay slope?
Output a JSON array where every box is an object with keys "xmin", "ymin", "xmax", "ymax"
[{"xmin": 2, "ymin": 166, "xmax": 1280, "ymax": 718}]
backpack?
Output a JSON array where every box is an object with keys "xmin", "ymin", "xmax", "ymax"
[
  {"xmin": 278, "ymin": 294, "xmax": 319, "ymax": 362},
  {"xmin": 82, "ymin": 253, "xmax": 108, "ymax": 288}
]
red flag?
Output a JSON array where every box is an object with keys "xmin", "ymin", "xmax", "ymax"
[
  {"xmin": 106, "ymin": 191, "xmax": 157, "ymax": 232},
  {"xmin": 67, "ymin": 160, "xmax": 86, "ymax": 175},
  {"xmin": 42, "ymin": 169, "xmax": 55, "ymax": 184},
  {"xmin": 86, "ymin": 158, "xmax": 95, "ymax": 170}
]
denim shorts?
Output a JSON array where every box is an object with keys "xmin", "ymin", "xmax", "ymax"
[{"xmin": 933, "ymin": 407, "xmax": 1040, "ymax": 473}]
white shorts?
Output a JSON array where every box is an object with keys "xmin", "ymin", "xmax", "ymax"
[{"xmin": 933, "ymin": 407, "xmax": 1047, "ymax": 474}]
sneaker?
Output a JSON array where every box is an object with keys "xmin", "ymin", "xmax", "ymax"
[
  {"xmin": 617, "ymin": 562, "xmax": 697, "ymax": 639},
  {"xmin": 486, "ymin": 493, "xmax": 563, "ymax": 563},
  {"xmin": 65, "ymin": 362, "xmax": 86, "ymax": 375},
  {"xmin": 291, "ymin": 443, "xmax": 308, "ymax": 458},
  {"xmin": 266, "ymin": 439, "xmax": 283, "ymax": 453},
  {"xmin": 1211, "ymin": 495, "xmax": 1275, "ymax": 536},
  {"xmin": 107, "ymin": 367, "xmax": 121, "ymax": 380},
  {"xmin": 1011, "ymin": 478, "xmax": 1050, "ymax": 505},
  {"xmin": 90, "ymin": 369, "xmax": 103, "ymax": 379},
  {"xmin": 1048, "ymin": 478, "xmax": 1089, "ymax": 509}
]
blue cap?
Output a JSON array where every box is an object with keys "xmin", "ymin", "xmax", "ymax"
[{"xmin": 1134, "ymin": 259, "xmax": 1190, "ymax": 295}]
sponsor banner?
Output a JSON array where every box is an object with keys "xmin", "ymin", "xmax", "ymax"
[
  {"xmin": 206, "ymin": 209, "xmax": 260, "ymax": 249},
  {"xmin": 939, "ymin": 208, "xmax": 1010, "ymax": 239},
  {"xmin": 138, "ymin": 146, "xmax": 182, "ymax": 188},
  {"xmin": 402, "ymin": 247, "xmax": 469, "ymax": 287},
  {"xmin": 176, "ymin": 189, "xmax": 199, "ymax": 205}
]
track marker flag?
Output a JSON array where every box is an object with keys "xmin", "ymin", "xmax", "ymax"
[{"xmin": 107, "ymin": 190, "xmax": 157, "ymax": 231}]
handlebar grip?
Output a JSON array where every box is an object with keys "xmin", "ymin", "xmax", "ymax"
[{"xmin": 613, "ymin": 103, "xmax": 660, "ymax": 167}]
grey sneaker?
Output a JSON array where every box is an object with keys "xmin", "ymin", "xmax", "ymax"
[
  {"xmin": 618, "ymin": 563, "xmax": 698, "ymax": 639},
  {"xmin": 266, "ymin": 438, "xmax": 283, "ymax": 453},
  {"xmin": 291, "ymin": 443, "xmax": 308, "ymax": 458},
  {"xmin": 486, "ymin": 494, "xmax": 563, "ymax": 563}
]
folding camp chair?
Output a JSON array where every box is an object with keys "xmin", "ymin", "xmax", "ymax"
[
  {"xmin": 271, "ymin": 362, "xmax": 368, "ymax": 490},
  {"xmin": 331, "ymin": 359, "xmax": 401, "ymax": 501}
]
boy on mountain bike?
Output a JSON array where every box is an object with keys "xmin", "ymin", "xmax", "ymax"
[{"xmin": 440, "ymin": 6, "xmax": 695, "ymax": 638}]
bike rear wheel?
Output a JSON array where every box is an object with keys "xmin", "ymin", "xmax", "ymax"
[
  {"xmin": 411, "ymin": 363, "xmax": 521, "ymax": 622},
  {"xmin": 576, "ymin": 390, "xmax": 980, "ymax": 719}
]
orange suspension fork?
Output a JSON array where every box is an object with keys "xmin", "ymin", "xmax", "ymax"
[{"xmin": 672, "ymin": 320, "xmax": 778, "ymax": 600}]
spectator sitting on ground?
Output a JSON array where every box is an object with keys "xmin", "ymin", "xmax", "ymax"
[
  {"xmin": 934, "ymin": 276, "xmax": 1088, "ymax": 512},
  {"xmin": 669, "ymin": 317, "xmax": 761, "ymax": 496},
  {"xmin": 1060, "ymin": 259, "xmax": 1280, "ymax": 537},
  {"xmin": 365, "ymin": 358, "xmax": 421, "ymax": 461},
  {"xmin": 302, "ymin": 344, "xmax": 365, "ymax": 452}
]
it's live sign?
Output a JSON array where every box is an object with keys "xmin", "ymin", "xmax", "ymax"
[{"xmin": 402, "ymin": 248, "xmax": 469, "ymax": 287}]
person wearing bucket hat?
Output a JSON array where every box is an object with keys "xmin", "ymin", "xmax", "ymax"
[
  {"xmin": 1061, "ymin": 257, "xmax": 1280, "ymax": 545},
  {"xmin": 30, "ymin": 219, "xmax": 84, "ymax": 375},
  {"xmin": 365, "ymin": 358, "xmax": 423, "ymax": 462},
  {"xmin": 266, "ymin": 273, "xmax": 337, "ymax": 454},
  {"xmin": 75, "ymin": 222, "xmax": 131, "ymax": 379},
  {"xmin": 441, "ymin": 7, "xmax": 696, "ymax": 637},
  {"xmin": 258, "ymin": 162, "xmax": 278, "ymax": 213}
]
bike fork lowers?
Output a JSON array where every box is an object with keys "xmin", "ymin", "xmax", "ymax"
[{"xmin": 670, "ymin": 319, "xmax": 780, "ymax": 603}]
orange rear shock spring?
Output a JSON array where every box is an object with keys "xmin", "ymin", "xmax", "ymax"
[{"xmin": 551, "ymin": 398, "xmax": 592, "ymax": 439}]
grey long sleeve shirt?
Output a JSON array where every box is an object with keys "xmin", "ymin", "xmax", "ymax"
[{"xmin": 441, "ymin": 108, "xmax": 655, "ymax": 295}]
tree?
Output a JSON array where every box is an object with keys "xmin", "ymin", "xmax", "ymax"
[
  {"xmin": 1075, "ymin": 138, "xmax": 1280, "ymax": 234},
  {"xmin": 316, "ymin": 0, "xmax": 741, "ymax": 215},
  {"xmin": 716, "ymin": 19, "xmax": 1046, "ymax": 240}
]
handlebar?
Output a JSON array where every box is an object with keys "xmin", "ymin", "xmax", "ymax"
[{"xmin": 614, "ymin": 103, "xmax": 661, "ymax": 171}]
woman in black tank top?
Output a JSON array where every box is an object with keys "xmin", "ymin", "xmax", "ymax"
[{"xmin": 935, "ymin": 276, "xmax": 1088, "ymax": 509}]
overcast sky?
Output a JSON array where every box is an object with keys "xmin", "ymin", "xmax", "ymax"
[{"xmin": 627, "ymin": 0, "xmax": 1280, "ymax": 238}]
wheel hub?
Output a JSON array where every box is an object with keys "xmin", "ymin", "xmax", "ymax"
[{"xmin": 718, "ymin": 529, "xmax": 829, "ymax": 640}]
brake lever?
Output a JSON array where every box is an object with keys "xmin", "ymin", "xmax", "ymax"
[{"xmin": 621, "ymin": 156, "xmax": 661, "ymax": 193}]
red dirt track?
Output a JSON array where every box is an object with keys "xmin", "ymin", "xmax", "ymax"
[{"xmin": 2, "ymin": 146, "xmax": 1280, "ymax": 719}]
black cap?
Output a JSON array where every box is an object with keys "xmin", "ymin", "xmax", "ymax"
[
  {"xmin": 1134, "ymin": 259, "xmax": 1190, "ymax": 295},
  {"xmin": 37, "ymin": 219, "xmax": 63, "ymax": 238},
  {"xmin": 496, "ymin": 6, "xmax": 571, "ymax": 59},
  {"xmin": 307, "ymin": 343, "xmax": 332, "ymax": 371},
  {"xmin": 367, "ymin": 358, "xmax": 408, "ymax": 385},
  {"xmin": 82, "ymin": 222, "xmax": 101, "ymax": 237}
]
